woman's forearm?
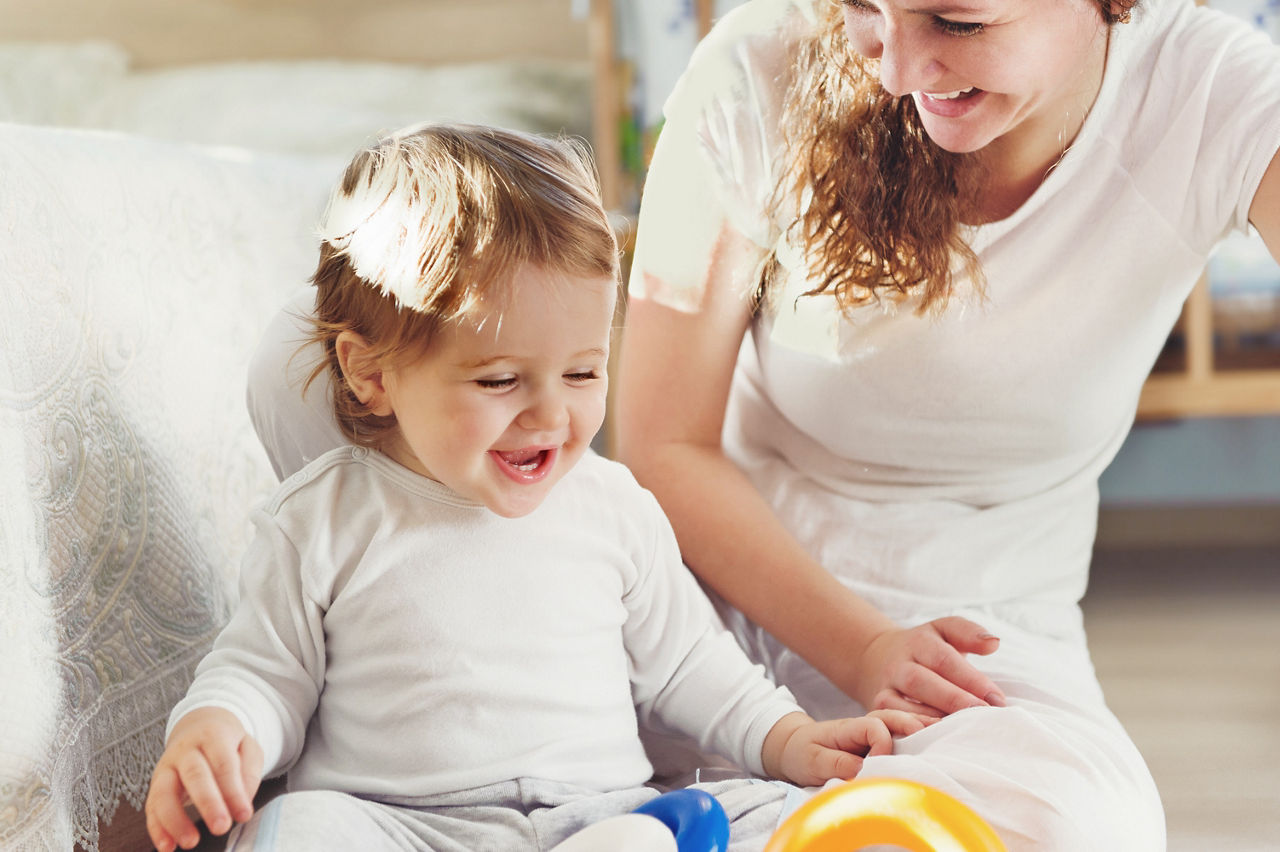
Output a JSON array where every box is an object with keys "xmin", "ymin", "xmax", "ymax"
[
  {"xmin": 625, "ymin": 438, "xmax": 896, "ymax": 706},
  {"xmin": 615, "ymin": 272, "xmax": 895, "ymax": 706},
  {"xmin": 616, "ymin": 288, "xmax": 1002, "ymax": 715}
]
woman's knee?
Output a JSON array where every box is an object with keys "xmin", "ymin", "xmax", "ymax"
[{"xmin": 857, "ymin": 706, "xmax": 1164, "ymax": 852}]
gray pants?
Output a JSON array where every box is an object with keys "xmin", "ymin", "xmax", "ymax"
[{"xmin": 225, "ymin": 777, "xmax": 794, "ymax": 852}]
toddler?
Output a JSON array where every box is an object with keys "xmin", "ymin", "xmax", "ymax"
[{"xmin": 144, "ymin": 123, "xmax": 926, "ymax": 852}]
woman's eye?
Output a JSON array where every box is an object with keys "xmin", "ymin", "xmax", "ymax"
[
  {"xmin": 841, "ymin": 1, "xmax": 983, "ymax": 36},
  {"xmin": 935, "ymin": 17, "xmax": 984, "ymax": 36},
  {"xmin": 476, "ymin": 377, "xmax": 516, "ymax": 389}
]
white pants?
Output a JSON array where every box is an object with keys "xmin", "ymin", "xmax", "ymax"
[
  {"xmin": 224, "ymin": 777, "xmax": 793, "ymax": 852},
  {"xmin": 724, "ymin": 603, "xmax": 1167, "ymax": 852}
]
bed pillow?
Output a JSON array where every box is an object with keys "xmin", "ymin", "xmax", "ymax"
[
  {"xmin": 0, "ymin": 41, "xmax": 129, "ymax": 126},
  {"xmin": 82, "ymin": 58, "xmax": 593, "ymax": 159}
]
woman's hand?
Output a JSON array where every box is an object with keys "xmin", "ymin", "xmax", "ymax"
[
  {"xmin": 856, "ymin": 617, "xmax": 1006, "ymax": 716},
  {"xmin": 145, "ymin": 707, "xmax": 263, "ymax": 852},
  {"xmin": 762, "ymin": 709, "xmax": 934, "ymax": 787}
]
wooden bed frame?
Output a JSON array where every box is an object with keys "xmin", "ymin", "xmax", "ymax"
[{"xmin": 2, "ymin": 0, "xmax": 590, "ymax": 68}]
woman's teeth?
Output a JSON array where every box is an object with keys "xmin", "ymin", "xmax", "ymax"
[{"xmin": 926, "ymin": 87, "xmax": 977, "ymax": 100}]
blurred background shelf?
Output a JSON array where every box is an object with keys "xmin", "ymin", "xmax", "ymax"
[{"xmin": 1140, "ymin": 265, "xmax": 1280, "ymax": 420}]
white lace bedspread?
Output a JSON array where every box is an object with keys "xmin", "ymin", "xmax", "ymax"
[{"xmin": 0, "ymin": 122, "xmax": 333, "ymax": 851}]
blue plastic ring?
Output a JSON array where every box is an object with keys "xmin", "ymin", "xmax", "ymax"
[{"xmin": 632, "ymin": 789, "xmax": 730, "ymax": 852}]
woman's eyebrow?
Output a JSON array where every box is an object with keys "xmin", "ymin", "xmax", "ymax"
[{"xmin": 910, "ymin": 2, "xmax": 990, "ymax": 14}]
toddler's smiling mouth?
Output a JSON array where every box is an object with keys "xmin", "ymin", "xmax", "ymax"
[{"xmin": 490, "ymin": 447, "xmax": 558, "ymax": 482}]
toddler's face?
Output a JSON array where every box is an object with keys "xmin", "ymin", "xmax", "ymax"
[{"xmin": 379, "ymin": 263, "xmax": 615, "ymax": 518}]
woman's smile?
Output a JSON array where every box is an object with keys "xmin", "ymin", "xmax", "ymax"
[{"xmin": 914, "ymin": 87, "xmax": 986, "ymax": 118}]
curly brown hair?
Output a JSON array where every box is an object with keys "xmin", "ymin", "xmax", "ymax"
[{"xmin": 770, "ymin": 0, "xmax": 1140, "ymax": 315}]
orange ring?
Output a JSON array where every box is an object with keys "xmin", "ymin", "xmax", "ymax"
[{"xmin": 764, "ymin": 778, "xmax": 1007, "ymax": 852}]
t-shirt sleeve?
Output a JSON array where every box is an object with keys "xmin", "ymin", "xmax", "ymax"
[
  {"xmin": 621, "ymin": 487, "xmax": 801, "ymax": 777},
  {"xmin": 628, "ymin": 1, "xmax": 796, "ymax": 311},
  {"xmin": 246, "ymin": 286, "xmax": 348, "ymax": 481},
  {"xmin": 1141, "ymin": 2, "xmax": 1280, "ymax": 243}
]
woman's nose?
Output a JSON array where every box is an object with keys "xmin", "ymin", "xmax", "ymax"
[{"xmin": 860, "ymin": 20, "xmax": 941, "ymax": 98}]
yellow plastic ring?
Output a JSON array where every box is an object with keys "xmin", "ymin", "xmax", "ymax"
[{"xmin": 764, "ymin": 778, "xmax": 1008, "ymax": 852}]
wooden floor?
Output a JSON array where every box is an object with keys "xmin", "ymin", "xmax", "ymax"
[{"xmin": 1084, "ymin": 544, "xmax": 1280, "ymax": 851}]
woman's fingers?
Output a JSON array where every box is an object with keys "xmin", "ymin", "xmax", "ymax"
[
  {"xmin": 885, "ymin": 620, "xmax": 1005, "ymax": 712},
  {"xmin": 891, "ymin": 658, "xmax": 997, "ymax": 716},
  {"xmin": 861, "ymin": 620, "xmax": 1007, "ymax": 718},
  {"xmin": 872, "ymin": 688, "xmax": 945, "ymax": 718},
  {"xmin": 922, "ymin": 627, "xmax": 1006, "ymax": 708},
  {"xmin": 931, "ymin": 616, "xmax": 1002, "ymax": 656}
]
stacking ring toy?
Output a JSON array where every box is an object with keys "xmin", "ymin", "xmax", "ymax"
[
  {"xmin": 633, "ymin": 788, "xmax": 731, "ymax": 852},
  {"xmin": 763, "ymin": 778, "xmax": 1007, "ymax": 852}
]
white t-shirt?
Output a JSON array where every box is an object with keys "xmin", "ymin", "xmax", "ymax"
[
  {"xmin": 631, "ymin": 0, "xmax": 1280, "ymax": 638},
  {"xmin": 245, "ymin": 286, "xmax": 346, "ymax": 481},
  {"xmin": 168, "ymin": 447, "xmax": 800, "ymax": 795}
]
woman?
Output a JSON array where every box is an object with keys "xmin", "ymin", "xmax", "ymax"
[{"xmin": 615, "ymin": 0, "xmax": 1280, "ymax": 848}]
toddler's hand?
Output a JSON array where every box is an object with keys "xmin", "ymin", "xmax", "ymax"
[
  {"xmin": 762, "ymin": 709, "xmax": 932, "ymax": 788},
  {"xmin": 145, "ymin": 707, "xmax": 263, "ymax": 852}
]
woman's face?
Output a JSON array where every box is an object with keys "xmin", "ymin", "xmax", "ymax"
[{"xmin": 840, "ymin": 0, "xmax": 1110, "ymax": 158}]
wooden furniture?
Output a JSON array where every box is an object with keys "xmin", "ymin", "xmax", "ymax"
[
  {"xmin": 1138, "ymin": 0, "xmax": 1280, "ymax": 419},
  {"xmin": 1138, "ymin": 274, "xmax": 1280, "ymax": 419},
  {"xmin": 587, "ymin": 0, "xmax": 1280, "ymax": 420}
]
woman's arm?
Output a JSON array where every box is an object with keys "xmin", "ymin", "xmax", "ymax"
[
  {"xmin": 1250, "ymin": 147, "xmax": 1280, "ymax": 259},
  {"xmin": 616, "ymin": 224, "xmax": 1003, "ymax": 715}
]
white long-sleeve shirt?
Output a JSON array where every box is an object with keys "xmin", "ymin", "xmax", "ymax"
[{"xmin": 168, "ymin": 447, "xmax": 800, "ymax": 796}]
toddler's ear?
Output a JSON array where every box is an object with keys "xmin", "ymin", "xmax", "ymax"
[{"xmin": 335, "ymin": 331, "xmax": 393, "ymax": 416}]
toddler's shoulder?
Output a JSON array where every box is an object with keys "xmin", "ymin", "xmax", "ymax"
[
  {"xmin": 568, "ymin": 450, "xmax": 645, "ymax": 497},
  {"xmin": 256, "ymin": 447, "xmax": 420, "ymax": 547},
  {"xmin": 563, "ymin": 452, "xmax": 667, "ymax": 520},
  {"xmin": 264, "ymin": 446, "xmax": 376, "ymax": 508}
]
